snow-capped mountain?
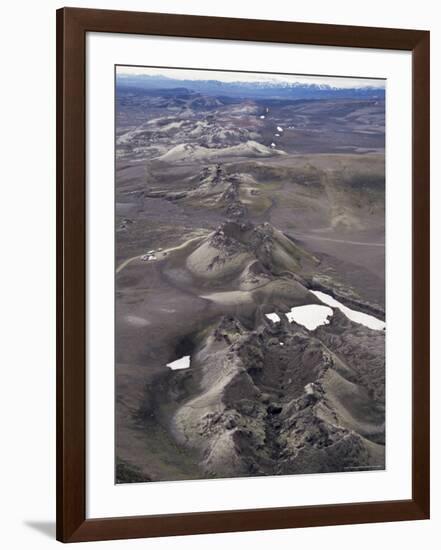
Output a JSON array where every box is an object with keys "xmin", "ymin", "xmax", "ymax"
[{"xmin": 116, "ymin": 73, "xmax": 384, "ymax": 100}]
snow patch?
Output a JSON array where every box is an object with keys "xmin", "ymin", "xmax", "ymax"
[
  {"xmin": 311, "ymin": 291, "xmax": 385, "ymax": 331},
  {"xmin": 266, "ymin": 292, "xmax": 385, "ymax": 333},
  {"xmin": 266, "ymin": 306, "xmax": 332, "ymax": 330},
  {"xmin": 167, "ymin": 356, "xmax": 191, "ymax": 370},
  {"xmin": 265, "ymin": 313, "xmax": 281, "ymax": 323},
  {"xmin": 286, "ymin": 305, "xmax": 333, "ymax": 330}
]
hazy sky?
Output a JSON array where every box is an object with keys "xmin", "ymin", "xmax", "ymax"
[{"xmin": 116, "ymin": 65, "xmax": 385, "ymax": 89}]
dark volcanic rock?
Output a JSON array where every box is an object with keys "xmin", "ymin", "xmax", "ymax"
[{"xmin": 166, "ymin": 312, "xmax": 384, "ymax": 478}]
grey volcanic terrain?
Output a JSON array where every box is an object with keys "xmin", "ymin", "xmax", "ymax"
[{"xmin": 115, "ymin": 71, "xmax": 385, "ymax": 483}]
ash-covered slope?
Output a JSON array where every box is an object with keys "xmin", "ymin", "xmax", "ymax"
[
  {"xmin": 155, "ymin": 140, "xmax": 284, "ymax": 163},
  {"xmin": 186, "ymin": 219, "xmax": 317, "ymax": 280},
  {"xmin": 166, "ymin": 309, "xmax": 384, "ymax": 478},
  {"xmin": 145, "ymin": 164, "xmax": 256, "ymax": 219},
  {"xmin": 156, "ymin": 217, "xmax": 322, "ymax": 320}
]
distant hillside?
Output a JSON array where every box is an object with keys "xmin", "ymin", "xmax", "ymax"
[{"xmin": 116, "ymin": 73, "xmax": 385, "ymax": 101}]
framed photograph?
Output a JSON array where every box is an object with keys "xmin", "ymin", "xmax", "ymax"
[{"xmin": 56, "ymin": 7, "xmax": 430, "ymax": 542}]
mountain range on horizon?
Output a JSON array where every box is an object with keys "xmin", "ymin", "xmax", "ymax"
[{"xmin": 116, "ymin": 72, "xmax": 385, "ymax": 100}]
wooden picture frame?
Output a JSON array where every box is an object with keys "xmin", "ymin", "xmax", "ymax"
[{"xmin": 56, "ymin": 7, "xmax": 430, "ymax": 542}]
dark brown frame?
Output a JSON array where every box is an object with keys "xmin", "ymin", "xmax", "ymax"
[{"xmin": 56, "ymin": 6, "xmax": 430, "ymax": 543}]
